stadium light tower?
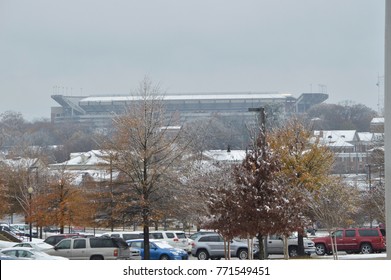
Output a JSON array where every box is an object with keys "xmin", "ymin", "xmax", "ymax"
[{"xmin": 385, "ymin": 0, "xmax": 391, "ymax": 260}]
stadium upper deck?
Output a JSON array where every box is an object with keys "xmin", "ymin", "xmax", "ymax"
[{"xmin": 51, "ymin": 92, "xmax": 328, "ymax": 127}]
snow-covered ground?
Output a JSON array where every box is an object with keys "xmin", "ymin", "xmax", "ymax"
[{"xmin": 311, "ymin": 252, "xmax": 387, "ymax": 260}]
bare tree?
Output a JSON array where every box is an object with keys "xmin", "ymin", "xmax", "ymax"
[
  {"xmin": 0, "ymin": 173, "xmax": 11, "ymax": 219},
  {"xmin": 306, "ymin": 103, "xmax": 377, "ymax": 131},
  {"xmin": 101, "ymin": 77, "xmax": 193, "ymax": 259}
]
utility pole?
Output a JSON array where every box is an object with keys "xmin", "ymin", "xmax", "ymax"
[
  {"xmin": 366, "ymin": 164, "xmax": 373, "ymax": 228},
  {"xmin": 248, "ymin": 107, "xmax": 268, "ymax": 258},
  {"xmin": 248, "ymin": 107, "xmax": 266, "ymax": 155}
]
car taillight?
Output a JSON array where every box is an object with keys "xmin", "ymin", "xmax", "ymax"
[
  {"xmin": 114, "ymin": 248, "xmax": 118, "ymax": 257},
  {"xmin": 173, "ymin": 238, "xmax": 179, "ymax": 242},
  {"xmin": 191, "ymin": 242, "xmax": 195, "ymax": 248}
]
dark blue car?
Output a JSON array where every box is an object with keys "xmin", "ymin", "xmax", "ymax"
[{"xmin": 126, "ymin": 239, "xmax": 188, "ymax": 260}]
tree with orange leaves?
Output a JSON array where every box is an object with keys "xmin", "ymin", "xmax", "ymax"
[
  {"xmin": 269, "ymin": 117, "xmax": 335, "ymax": 256},
  {"xmin": 35, "ymin": 171, "xmax": 96, "ymax": 234}
]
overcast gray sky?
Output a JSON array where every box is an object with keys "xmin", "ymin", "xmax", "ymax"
[{"xmin": 0, "ymin": 0, "xmax": 385, "ymax": 120}]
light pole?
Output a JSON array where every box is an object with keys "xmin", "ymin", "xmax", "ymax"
[
  {"xmin": 365, "ymin": 164, "xmax": 373, "ymax": 228},
  {"xmin": 28, "ymin": 186, "xmax": 34, "ymax": 242}
]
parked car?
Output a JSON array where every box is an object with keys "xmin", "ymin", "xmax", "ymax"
[
  {"xmin": 312, "ymin": 227, "xmax": 386, "ymax": 255},
  {"xmin": 102, "ymin": 231, "xmax": 144, "ymax": 241},
  {"xmin": 2, "ymin": 224, "xmax": 24, "ymax": 237},
  {"xmin": 127, "ymin": 239, "xmax": 188, "ymax": 260},
  {"xmin": 149, "ymin": 230, "xmax": 190, "ymax": 252},
  {"xmin": 0, "ymin": 224, "xmax": 23, "ymax": 242},
  {"xmin": 253, "ymin": 234, "xmax": 316, "ymax": 257},
  {"xmin": 0, "ymin": 224, "xmax": 17, "ymax": 234},
  {"xmin": 43, "ymin": 233, "xmax": 86, "ymax": 246},
  {"xmin": 191, "ymin": 233, "xmax": 250, "ymax": 260},
  {"xmin": 13, "ymin": 241, "xmax": 54, "ymax": 252},
  {"xmin": 46, "ymin": 236, "xmax": 130, "ymax": 260},
  {"xmin": 10, "ymin": 224, "xmax": 38, "ymax": 238},
  {"xmin": 0, "ymin": 252, "xmax": 17, "ymax": 260},
  {"xmin": 0, "ymin": 247, "xmax": 68, "ymax": 260},
  {"xmin": 188, "ymin": 231, "xmax": 217, "ymax": 240},
  {"xmin": 128, "ymin": 247, "xmax": 142, "ymax": 260},
  {"xmin": 102, "ymin": 230, "xmax": 191, "ymax": 252},
  {"xmin": 43, "ymin": 226, "xmax": 60, "ymax": 233}
]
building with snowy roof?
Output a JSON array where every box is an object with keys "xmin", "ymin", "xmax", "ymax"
[
  {"xmin": 48, "ymin": 148, "xmax": 249, "ymax": 186},
  {"xmin": 312, "ymin": 130, "xmax": 381, "ymax": 174},
  {"xmin": 48, "ymin": 150, "xmax": 119, "ymax": 186},
  {"xmin": 370, "ymin": 117, "xmax": 384, "ymax": 133},
  {"xmin": 51, "ymin": 92, "xmax": 328, "ymax": 127},
  {"xmin": 0, "ymin": 157, "xmax": 45, "ymax": 172},
  {"xmin": 202, "ymin": 149, "xmax": 246, "ymax": 164}
]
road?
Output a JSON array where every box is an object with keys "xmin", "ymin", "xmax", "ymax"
[{"xmin": 188, "ymin": 252, "xmax": 387, "ymax": 260}]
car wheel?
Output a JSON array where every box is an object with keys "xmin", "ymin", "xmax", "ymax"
[
  {"xmin": 90, "ymin": 255, "xmax": 104, "ymax": 260},
  {"xmin": 288, "ymin": 246, "xmax": 298, "ymax": 257},
  {"xmin": 197, "ymin": 249, "xmax": 209, "ymax": 260},
  {"xmin": 315, "ymin": 243, "xmax": 326, "ymax": 256},
  {"xmin": 237, "ymin": 249, "xmax": 248, "ymax": 260},
  {"xmin": 360, "ymin": 243, "xmax": 373, "ymax": 254},
  {"xmin": 160, "ymin": 254, "xmax": 170, "ymax": 260}
]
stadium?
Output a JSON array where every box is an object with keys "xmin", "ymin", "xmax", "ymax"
[{"xmin": 51, "ymin": 92, "xmax": 328, "ymax": 127}]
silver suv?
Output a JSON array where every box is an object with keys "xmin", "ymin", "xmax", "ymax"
[
  {"xmin": 191, "ymin": 233, "xmax": 249, "ymax": 260},
  {"xmin": 46, "ymin": 236, "xmax": 130, "ymax": 260},
  {"xmin": 263, "ymin": 234, "xmax": 315, "ymax": 257}
]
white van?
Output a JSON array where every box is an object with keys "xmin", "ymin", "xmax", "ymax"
[
  {"xmin": 102, "ymin": 231, "xmax": 144, "ymax": 241},
  {"xmin": 149, "ymin": 230, "xmax": 190, "ymax": 252}
]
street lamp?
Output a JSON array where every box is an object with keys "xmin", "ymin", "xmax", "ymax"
[{"xmin": 28, "ymin": 186, "xmax": 34, "ymax": 242}]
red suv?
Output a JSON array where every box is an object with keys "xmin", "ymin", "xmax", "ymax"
[{"xmin": 313, "ymin": 228, "xmax": 386, "ymax": 255}]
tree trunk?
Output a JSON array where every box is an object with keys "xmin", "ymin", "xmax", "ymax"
[
  {"xmin": 142, "ymin": 206, "xmax": 150, "ymax": 260},
  {"xmin": 256, "ymin": 234, "xmax": 265, "ymax": 259},
  {"xmin": 283, "ymin": 236, "xmax": 289, "ymax": 259},
  {"xmin": 227, "ymin": 240, "xmax": 231, "ymax": 260},
  {"xmin": 332, "ymin": 234, "xmax": 338, "ymax": 260},
  {"xmin": 247, "ymin": 235, "xmax": 253, "ymax": 260},
  {"xmin": 297, "ymin": 231, "xmax": 305, "ymax": 256}
]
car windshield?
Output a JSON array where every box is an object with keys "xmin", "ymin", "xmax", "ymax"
[
  {"xmin": 189, "ymin": 233, "xmax": 199, "ymax": 239},
  {"xmin": 176, "ymin": 233, "xmax": 186, "ymax": 239},
  {"xmin": 10, "ymin": 226, "xmax": 20, "ymax": 232},
  {"xmin": 154, "ymin": 242, "xmax": 173, "ymax": 249}
]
